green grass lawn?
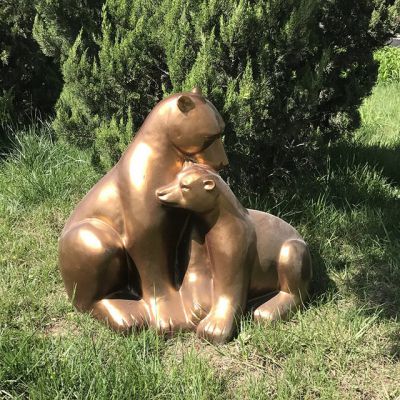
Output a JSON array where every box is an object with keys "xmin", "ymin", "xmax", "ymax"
[{"xmin": 1, "ymin": 83, "xmax": 399, "ymax": 399}]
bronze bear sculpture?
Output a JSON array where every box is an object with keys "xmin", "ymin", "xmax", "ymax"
[
  {"xmin": 59, "ymin": 89, "xmax": 227, "ymax": 332},
  {"xmin": 59, "ymin": 88, "xmax": 312, "ymax": 343}
]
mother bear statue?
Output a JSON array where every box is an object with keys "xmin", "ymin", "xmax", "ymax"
[{"xmin": 59, "ymin": 88, "xmax": 312, "ymax": 343}]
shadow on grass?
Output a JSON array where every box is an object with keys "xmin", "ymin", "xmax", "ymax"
[
  {"xmin": 332, "ymin": 141, "xmax": 400, "ymax": 186},
  {"xmin": 255, "ymin": 138, "xmax": 400, "ymax": 323},
  {"xmin": 316, "ymin": 140, "xmax": 399, "ymax": 320},
  {"xmin": 308, "ymin": 249, "xmax": 337, "ymax": 299},
  {"xmin": 0, "ymin": 130, "xmax": 14, "ymax": 159},
  {"xmin": 330, "ymin": 141, "xmax": 400, "ymax": 320}
]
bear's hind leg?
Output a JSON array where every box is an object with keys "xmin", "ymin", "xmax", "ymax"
[
  {"xmin": 59, "ymin": 218, "xmax": 149, "ymax": 332},
  {"xmin": 254, "ymin": 239, "xmax": 312, "ymax": 322}
]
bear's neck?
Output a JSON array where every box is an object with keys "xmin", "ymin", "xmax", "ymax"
[
  {"xmin": 120, "ymin": 124, "xmax": 185, "ymax": 196},
  {"xmin": 199, "ymin": 194, "xmax": 248, "ymax": 233}
]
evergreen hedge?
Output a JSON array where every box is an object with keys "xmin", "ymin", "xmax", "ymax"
[
  {"xmin": 35, "ymin": 0, "xmax": 400, "ymax": 191},
  {"xmin": 0, "ymin": 0, "xmax": 61, "ymax": 131},
  {"xmin": 33, "ymin": 0, "xmax": 103, "ymax": 63}
]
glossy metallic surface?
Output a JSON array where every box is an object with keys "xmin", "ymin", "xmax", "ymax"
[
  {"xmin": 59, "ymin": 89, "xmax": 227, "ymax": 332},
  {"xmin": 59, "ymin": 89, "xmax": 312, "ymax": 343},
  {"xmin": 157, "ymin": 164, "xmax": 312, "ymax": 343}
]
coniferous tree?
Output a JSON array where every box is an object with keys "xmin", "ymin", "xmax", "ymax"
[
  {"xmin": 43, "ymin": 0, "xmax": 400, "ymax": 189},
  {"xmin": 0, "ymin": 0, "xmax": 61, "ymax": 132},
  {"xmin": 53, "ymin": 0, "xmax": 166, "ymax": 167},
  {"xmin": 33, "ymin": 0, "xmax": 103, "ymax": 63}
]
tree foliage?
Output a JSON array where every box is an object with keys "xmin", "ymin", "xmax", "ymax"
[
  {"xmin": 33, "ymin": 0, "xmax": 103, "ymax": 63},
  {"xmin": 32, "ymin": 0, "xmax": 400, "ymax": 189},
  {"xmin": 0, "ymin": 0, "xmax": 61, "ymax": 131}
]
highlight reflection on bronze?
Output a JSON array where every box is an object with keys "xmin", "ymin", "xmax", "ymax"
[{"xmin": 59, "ymin": 88, "xmax": 312, "ymax": 343}]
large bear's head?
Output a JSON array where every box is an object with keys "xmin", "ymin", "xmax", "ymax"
[{"xmin": 158, "ymin": 89, "xmax": 228, "ymax": 171}]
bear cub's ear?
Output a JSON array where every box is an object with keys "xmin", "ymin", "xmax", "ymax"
[
  {"xmin": 203, "ymin": 179, "xmax": 216, "ymax": 191},
  {"xmin": 177, "ymin": 95, "xmax": 196, "ymax": 113}
]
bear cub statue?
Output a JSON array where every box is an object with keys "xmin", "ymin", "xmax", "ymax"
[{"xmin": 156, "ymin": 163, "xmax": 312, "ymax": 344}]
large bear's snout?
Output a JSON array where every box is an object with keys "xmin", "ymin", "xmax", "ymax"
[{"xmin": 194, "ymin": 138, "xmax": 229, "ymax": 170}]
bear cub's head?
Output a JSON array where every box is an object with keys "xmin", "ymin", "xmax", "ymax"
[{"xmin": 156, "ymin": 163, "xmax": 219, "ymax": 213}]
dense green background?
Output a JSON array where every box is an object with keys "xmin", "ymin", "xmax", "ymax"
[{"xmin": 1, "ymin": 0, "xmax": 399, "ymax": 189}]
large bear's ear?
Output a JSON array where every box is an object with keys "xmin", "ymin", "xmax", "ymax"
[
  {"xmin": 203, "ymin": 179, "xmax": 216, "ymax": 191},
  {"xmin": 177, "ymin": 95, "xmax": 196, "ymax": 113},
  {"xmin": 191, "ymin": 87, "xmax": 202, "ymax": 95}
]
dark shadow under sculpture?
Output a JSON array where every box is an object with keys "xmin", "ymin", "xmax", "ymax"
[{"xmin": 59, "ymin": 88, "xmax": 312, "ymax": 344}]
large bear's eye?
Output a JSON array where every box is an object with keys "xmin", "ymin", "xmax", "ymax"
[{"xmin": 203, "ymin": 133, "xmax": 221, "ymax": 149}]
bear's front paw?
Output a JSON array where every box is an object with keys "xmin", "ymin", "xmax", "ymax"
[
  {"xmin": 196, "ymin": 312, "xmax": 236, "ymax": 344},
  {"xmin": 148, "ymin": 294, "xmax": 194, "ymax": 334}
]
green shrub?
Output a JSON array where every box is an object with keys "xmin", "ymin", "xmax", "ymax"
[
  {"xmin": 374, "ymin": 46, "xmax": 400, "ymax": 82},
  {"xmin": 33, "ymin": 0, "xmax": 103, "ymax": 63},
  {"xmin": 0, "ymin": 0, "xmax": 61, "ymax": 132},
  {"xmin": 39, "ymin": 0, "xmax": 400, "ymax": 191},
  {"xmin": 52, "ymin": 0, "xmax": 163, "ymax": 165}
]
